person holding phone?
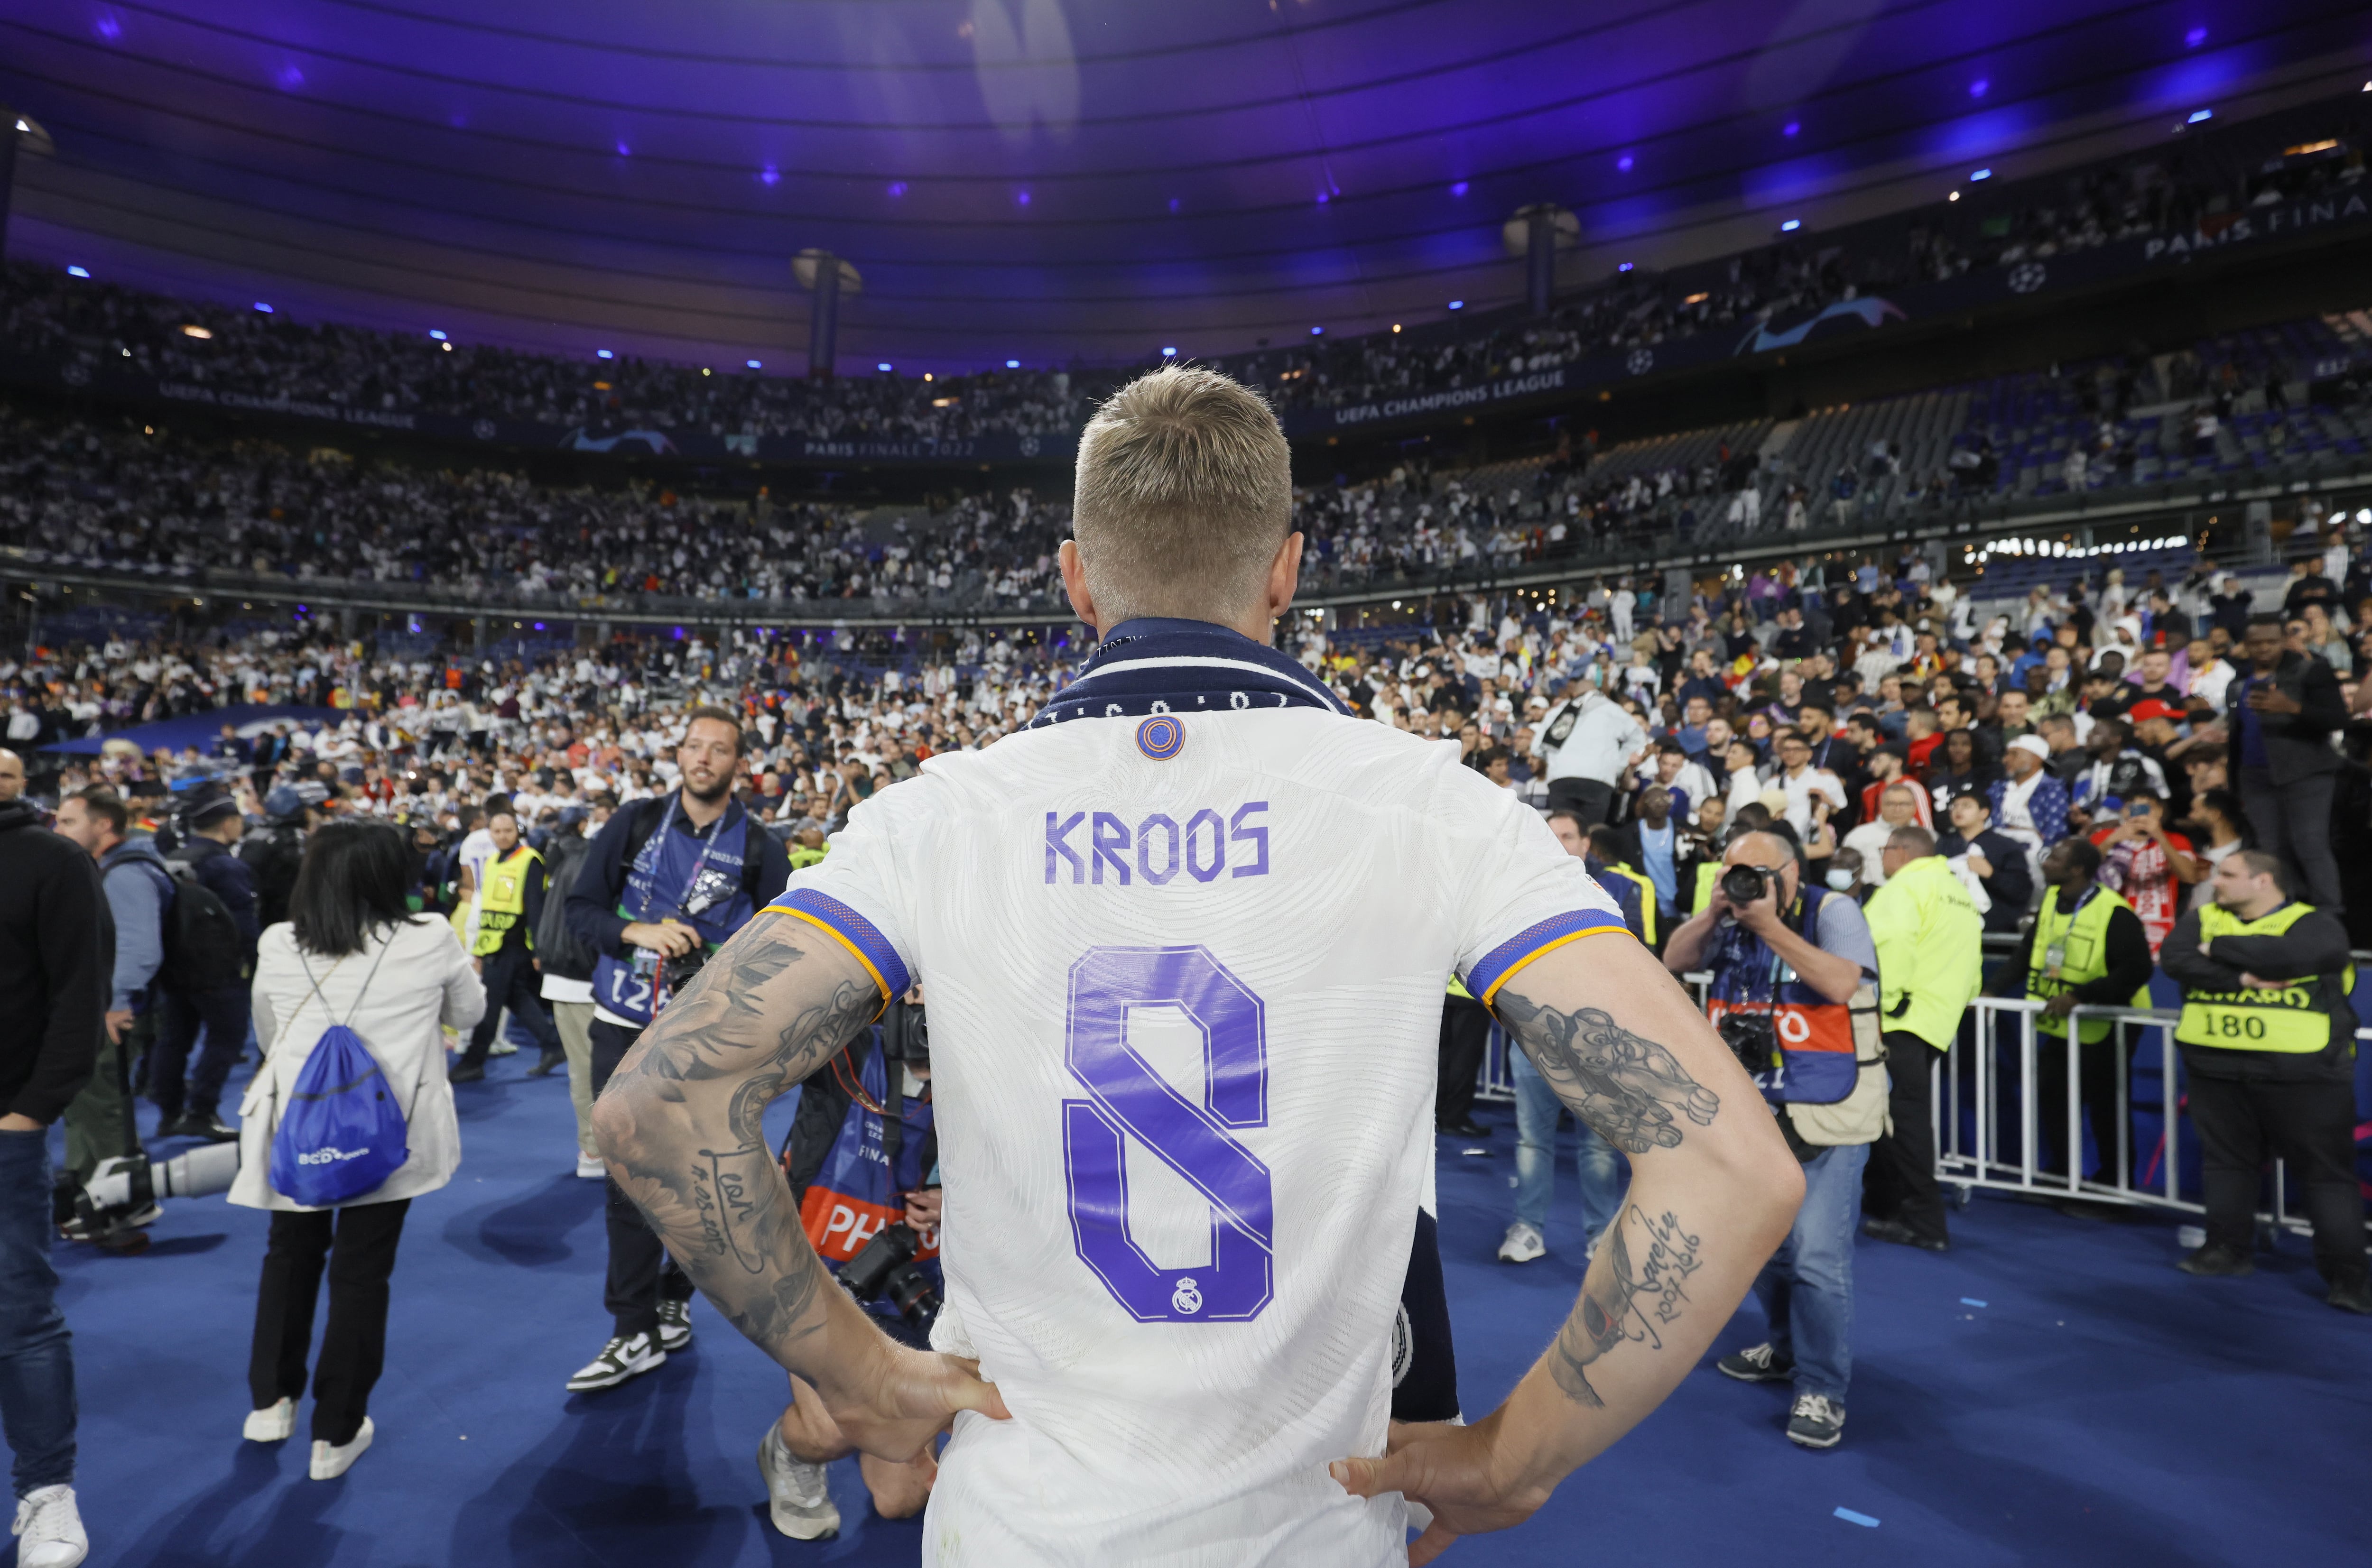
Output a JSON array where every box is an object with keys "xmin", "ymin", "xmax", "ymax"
[{"xmin": 2087, "ymin": 792, "xmax": 2198, "ymax": 956}]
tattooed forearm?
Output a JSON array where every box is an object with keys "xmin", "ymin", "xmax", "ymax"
[
  {"xmin": 592, "ymin": 913, "xmax": 889, "ymax": 1376},
  {"xmin": 1497, "ymin": 990, "xmax": 1721, "ymax": 1153},
  {"xmin": 1547, "ymin": 1205, "xmax": 1705, "ymax": 1407}
]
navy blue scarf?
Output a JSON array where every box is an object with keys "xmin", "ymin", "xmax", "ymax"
[{"xmin": 1027, "ymin": 618, "xmax": 1351, "ymax": 729}]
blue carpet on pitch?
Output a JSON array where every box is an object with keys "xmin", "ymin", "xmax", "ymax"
[{"xmin": 46, "ymin": 1055, "xmax": 2370, "ymax": 1568}]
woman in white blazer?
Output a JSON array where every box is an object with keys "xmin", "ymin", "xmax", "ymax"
[{"xmin": 234, "ymin": 821, "xmax": 484, "ymax": 1480}]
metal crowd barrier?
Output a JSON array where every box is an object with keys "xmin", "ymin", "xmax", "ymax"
[{"xmin": 1476, "ymin": 981, "xmax": 2363, "ymax": 1241}]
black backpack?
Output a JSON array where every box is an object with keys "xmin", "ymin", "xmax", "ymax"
[{"xmin": 158, "ymin": 857, "xmax": 246, "ymax": 994}]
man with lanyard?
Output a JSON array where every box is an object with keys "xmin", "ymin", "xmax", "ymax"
[
  {"xmin": 1995, "ymin": 840, "xmax": 2152, "ymax": 1189},
  {"xmin": 563, "ymin": 708, "xmax": 791, "ymax": 1391},
  {"xmin": 1527, "ymin": 673, "xmax": 1646, "ymax": 827},
  {"xmin": 453, "ymin": 811, "xmax": 562, "ymax": 1084},
  {"xmin": 1613, "ymin": 785, "xmax": 1683, "ymax": 936},
  {"xmin": 2159, "ymin": 852, "xmax": 2368, "ymax": 1312},
  {"xmin": 1665, "ymin": 830, "xmax": 1887, "ymax": 1450}
]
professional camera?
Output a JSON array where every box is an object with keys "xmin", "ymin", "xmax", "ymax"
[
  {"xmin": 838, "ymin": 1220, "xmax": 940, "ymax": 1338},
  {"xmin": 882, "ymin": 1000, "xmax": 929, "ymax": 1071},
  {"xmin": 57, "ymin": 1142, "xmax": 242, "ymax": 1246},
  {"xmin": 1716, "ymin": 1010, "xmax": 1780, "ymax": 1078},
  {"xmin": 1720, "ymin": 863, "xmax": 1776, "ymax": 905}
]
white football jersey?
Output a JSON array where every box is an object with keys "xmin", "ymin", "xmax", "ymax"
[{"xmin": 772, "ymin": 619, "xmax": 1624, "ymax": 1568}]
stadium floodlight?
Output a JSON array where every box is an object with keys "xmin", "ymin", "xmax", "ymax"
[
  {"xmin": 1618, "ymin": 262, "xmax": 1634, "ymax": 272},
  {"xmin": 253, "ymin": 302, "xmax": 274, "ymax": 313},
  {"xmin": 67, "ymin": 265, "xmax": 91, "ymax": 277},
  {"xmin": 1780, "ymin": 219, "xmax": 1801, "ymax": 231},
  {"xmin": 1447, "ymin": 300, "xmax": 1464, "ymax": 311},
  {"xmin": 2187, "ymin": 109, "xmax": 2213, "ymax": 124},
  {"xmin": 1007, "ymin": 359, "xmax": 1020, "ymax": 368},
  {"xmin": 877, "ymin": 362, "xmax": 893, "ymax": 371},
  {"xmin": 1450, "ymin": 181, "xmax": 1469, "ymax": 197},
  {"xmin": 596, "ymin": 348, "xmax": 614, "ymax": 360},
  {"xmin": 1617, "ymin": 155, "xmax": 1634, "ymax": 172},
  {"xmin": 1161, "ymin": 347, "xmax": 1176, "ymax": 357},
  {"xmin": 1310, "ymin": 326, "xmax": 1324, "ymax": 336},
  {"xmin": 429, "ymin": 330, "xmax": 447, "ymax": 341},
  {"xmin": 1971, "ymin": 168, "xmax": 1992, "ymax": 181},
  {"xmin": 2357, "ymin": 508, "xmax": 2371, "ymax": 524},
  {"xmin": 747, "ymin": 359, "xmax": 762, "ymax": 369}
]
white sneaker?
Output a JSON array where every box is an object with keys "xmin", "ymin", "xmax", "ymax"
[
  {"xmin": 656, "ymin": 1297, "xmax": 693, "ymax": 1353},
  {"xmin": 575, "ymin": 1153, "xmax": 606, "ymax": 1180},
  {"xmin": 310, "ymin": 1417, "xmax": 374, "ymax": 1480},
  {"xmin": 758, "ymin": 1423, "xmax": 842, "ymax": 1540},
  {"xmin": 565, "ymin": 1330, "xmax": 666, "ymax": 1393},
  {"xmin": 12, "ymin": 1485, "xmax": 87, "ymax": 1568},
  {"xmin": 243, "ymin": 1397, "xmax": 296, "ymax": 1442},
  {"xmin": 1498, "ymin": 1221, "xmax": 1547, "ymax": 1264},
  {"xmin": 488, "ymin": 1040, "xmax": 519, "ymax": 1057}
]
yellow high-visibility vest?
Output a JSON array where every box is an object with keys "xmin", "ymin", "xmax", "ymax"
[
  {"xmin": 2176, "ymin": 901, "xmax": 2354, "ymax": 1054},
  {"xmin": 470, "ymin": 845, "xmax": 541, "ymax": 958},
  {"xmin": 2026, "ymin": 883, "xmax": 2148, "ymax": 1043}
]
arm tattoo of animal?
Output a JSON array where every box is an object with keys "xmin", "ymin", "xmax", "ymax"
[
  {"xmin": 597, "ymin": 914, "xmax": 884, "ymax": 1364},
  {"xmin": 1496, "ymin": 991, "xmax": 1721, "ymax": 1153},
  {"xmin": 1547, "ymin": 1206, "xmax": 1705, "ymax": 1408}
]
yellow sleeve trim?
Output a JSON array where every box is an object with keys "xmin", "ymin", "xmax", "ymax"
[
  {"xmin": 1479, "ymin": 924, "xmax": 1630, "ymax": 1009},
  {"xmin": 772, "ymin": 906, "xmax": 892, "ymax": 1016}
]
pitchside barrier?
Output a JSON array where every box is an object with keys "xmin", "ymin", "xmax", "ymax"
[{"xmin": 1473, "ymin": 946, "xmax": 2372, "ymax": 1240}]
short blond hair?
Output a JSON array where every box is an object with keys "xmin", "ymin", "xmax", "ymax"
[{"xmin": 1072, "ymin": 365, "xmax": 1292, "ymax": 622}]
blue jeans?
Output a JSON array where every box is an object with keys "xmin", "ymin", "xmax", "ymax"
[
  {"xmin": 0, "ymin": 1128, "xmax": 75, "ymax": 1496},
  {"xmin": 1751, "ymin": 1138, "xmax": 1867, "ymax": 1405},
  {"xmin": 1510, "ymin": 1051, "xmax": 1625, "ymax": 1248}
]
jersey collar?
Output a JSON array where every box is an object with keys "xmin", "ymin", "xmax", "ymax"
[{"xmin": 1027, "ymin": 617, "xmax": 1350, "ymax": 729}]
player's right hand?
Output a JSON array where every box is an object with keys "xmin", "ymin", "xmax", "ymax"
[
  {"xmin": 830, "ymin": 1346, "xmax": 1011, "ymax": 1467},
  {"xmin": 1330, "ymin": 1414, "xmax": 1546, "ymax": 1565}
]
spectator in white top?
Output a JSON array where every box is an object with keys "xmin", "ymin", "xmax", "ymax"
[
  {"xmin": 1771, "ymin": 731, "xmax": 1846, "ymax": 840},
  {"xmin": 1529, "ymin": 678, "xmax": 1647, "ymax": 827},
  {"xmin": 235, "ymin": 821, "xmax": 485, "ymax": 1479},
  {"xmin": 1842, "ymin": 784, "xmax": 1923, "ymax": 887}
]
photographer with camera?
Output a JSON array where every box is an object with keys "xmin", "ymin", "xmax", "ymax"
[
  {"xmin": 1663, "ymin": 828, "xmax": 1886, "ymax": 1450},
  {"xmin": 563, "ymin": 707, "xmax": 789, "ymax": 1393},
  {"xmin": 758, "ymin": 983, "xmax": 940, "ymax": 1538}
]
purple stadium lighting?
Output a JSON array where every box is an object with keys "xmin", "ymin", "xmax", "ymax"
[
  {"xmin": 1447, "ymin": 300, "xmax": 1464, "ymax": 310},
  {"xmin": 1782, "ymin": 120, "xmax": 1800, "ymax": 138},
  {"xmin": 746, "ymin": 359, "xmax": 761, "ymax": 369},
  {"xmin": 253, "ymin": 301, "xmax": 274, "ymax": 313},
  {"xmin": 1005, "ymin": 359, "xmax": 1020, "ymax": 368},
  {"xmin": 94, "ymin": 13, "xmax": 120, "ymax": 41},
  {"xmin": 2187, "ymin": 108, "xmax": 2213, "ymax": 123},
  {"xmin": 428, "ymin": 330, "xmax": 447, "ymax": 341},
  {"xmin": 1618, "ymin": 261, "xmax": 1634, "ymax": 272},
  {"xmin": 595, "ymin": 348, "xmax": 614, "ymax": 359},
  {"xmin": 278, "ymin": 65, "xmax": 306, "ymax": 91},
  {"xmin": 1168, "ymin": 197, "xmax": 1181, "ymax": 212},
  {"xmin": 66, "ymin": 265, "xmax": 90, "ymax": 278},
  {"xmin": 1016, "ymin": 189, "xmax": 1031, "ymax": 206},
  {"xmin": 1161, "ymin": 347, "xmax": 1177, "ymax": 357},
  {"xmin": 1310, "ymin": 326, "xmax": 1324, "ymax": 335},
  {"xmin": 1779, "ymin": 218, "xmax": 1801, "ymax": 231},
  {"xmin": 615, "ymin": 141, "xmax": 631, "ymax": 157},
  {"xmin": 886, "ymin": 181, "xmax": 908, "ymax": 197},
  {"xmin": 760, "ymin": 164, "xmax": 780, "ymax": 186},
  {"xmin": 1971, "ymin": 167, "xmax": 1993, "ymax": 180},
  {"xmin": 877, "ymin": 362, "xmax": 893, "ymax": 372},
  {"xmin": 2185, "ymin": 26, "xmax": 2207, "ymax": 47},
  {"xmin": 1617, "ymin": 154, "xmax": 1634, "ymax": 172},
  {"xmin": 1450, "ymin": 181, "xmax": 1469, "ymax": 197},
  {"xmin": 1969, "ymin": 78, "xmax": 1989, "ymax": 99}
]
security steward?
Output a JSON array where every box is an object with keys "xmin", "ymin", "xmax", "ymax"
[
  {"xmin": 1997, "ymin": 838, "xmax": 2153, "ymax": 1188},
  {"xmin": 453, "ymin": 811, "xmax": 562, "ymax": 1082},
  {"xmin": 1860, "ymin": 826, "xmax": 1983, "ymax": 1252},
  {"xmin": 2159, "ymin": 850, "xmax": 2369, "ymax": 1312}
]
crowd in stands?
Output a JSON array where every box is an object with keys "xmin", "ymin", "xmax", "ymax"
[
  {"xmin": 1226, "ymin": 113, "xmax": 2366, "ymax": 416},
  {"xmin": 0, "ymin": 263, "xmax": 1089, "ymax": 444},
  {"xmin": 0, "ymin": 407, "xmax": 1073, "ymax": 612}
]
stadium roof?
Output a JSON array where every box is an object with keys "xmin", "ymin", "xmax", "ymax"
[{"xmin": 1, "ymin": 0, "xmax": 2364, "ymax": 375}]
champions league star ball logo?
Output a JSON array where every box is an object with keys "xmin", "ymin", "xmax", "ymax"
[
  {"xmin": 473, "ymin": 418, "xmax": 498, "ymax": 441},
  {"xmin": 1625, "ymin": 348, "xmax": 1655, "ymax": 376},
  {"xmin": 2008, "ymin": 261, "xmax": 2048, "ymax": 294},
  {"xmin": 1171, "ymin": 1276, "xmax": 1204, "ymax": 1316}
]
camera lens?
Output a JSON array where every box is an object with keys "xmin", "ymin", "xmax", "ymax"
[{"xmin": 1721, "ymin": 864, "xmax": 1769, "ymax": 904}]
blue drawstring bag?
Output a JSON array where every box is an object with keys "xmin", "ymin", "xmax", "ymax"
[{"xmin": 270, "ymin": 947, "xmax": 410, "ymax": 1207}]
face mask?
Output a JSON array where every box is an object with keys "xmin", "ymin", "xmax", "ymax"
[{"xmin": 1825, "ymin": 869, "xmax": 1858, "ymax": 891}]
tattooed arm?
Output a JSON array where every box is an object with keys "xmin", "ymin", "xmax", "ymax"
[
  {"xmin": 590, "ymin": 913, "xmax": 1007, "ymax": 1461},
  {"xmin": 1334, "ymin": 932, "xmax": 1800, "ymax": 1561}
]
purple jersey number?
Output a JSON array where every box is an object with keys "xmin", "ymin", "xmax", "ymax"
[{"xmin": 1062, "ymin": 947, "xmax": 1274, "ymax": 1322}]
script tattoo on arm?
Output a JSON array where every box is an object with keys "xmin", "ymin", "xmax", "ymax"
[
  {"xmin": 1496, "ymin": 990, "xmax": 1722, "ymax": 1154},
  {"xmin": 593, "ymin": 914, "xmax": 882, "ymax": 1361},
  {"xmin": 1548, "ymin": 1206, "xmax": 1705, "ymax": 1408}
]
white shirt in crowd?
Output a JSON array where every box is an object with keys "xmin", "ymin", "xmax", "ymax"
[{"xmin": 234, "ymin": 917, "xmax": 486, "ymax": 1212}]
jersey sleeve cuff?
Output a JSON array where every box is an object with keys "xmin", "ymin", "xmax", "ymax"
[
  {"xmin": 766, "ymin": 889, "xmax": 912, "ymax": 1005},
  {"xmin": 1464, "ymin": 912, "xmax": 1631, "ymax": 1009}
]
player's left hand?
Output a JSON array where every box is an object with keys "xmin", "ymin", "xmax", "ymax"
[
  {"xmin": 828, "ymin": 1345, "xmax": 1010, "ymax": 1467},
  {"xmin": 1331, "ymin": 1414, "xmax": 1542, "ymax": 1564}
]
